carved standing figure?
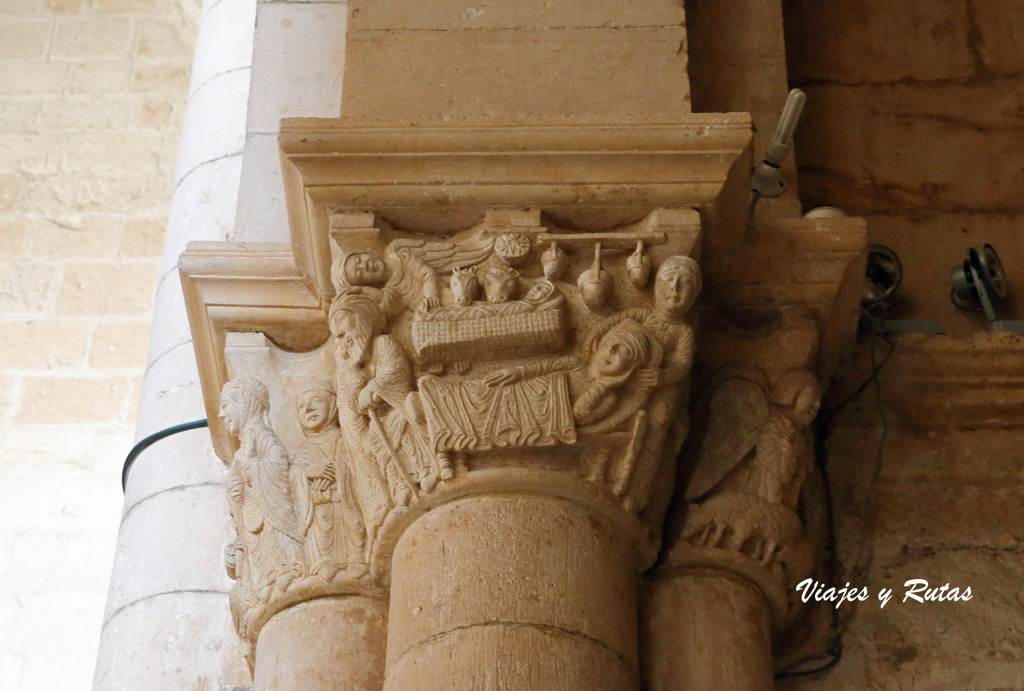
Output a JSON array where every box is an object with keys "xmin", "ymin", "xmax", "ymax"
[
  {"xmin": 220, "ymin": 377, "xmax": 304, "ymax": 603},
  {"xmin": 291, "ymin": 378, "xmax": 366, "ymax": 579},
  {"xmin": 330, "ymin": 290, "xmax": 439, "ymax": 508}
]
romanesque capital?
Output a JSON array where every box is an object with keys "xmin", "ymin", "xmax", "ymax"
[{"xmin": 215, "ymin": 208, "xmax": 704, "ymax": 649}]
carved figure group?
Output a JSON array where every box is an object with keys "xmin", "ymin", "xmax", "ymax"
[{"xmin": 222, "ymin": 372, "xmax": 399, "ymax": 635}]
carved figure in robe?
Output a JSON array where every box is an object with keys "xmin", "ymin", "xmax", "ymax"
[
  {"xmin": 290, "ymin": 378, "xmax": 367, "ymax": 579},
  {"xmin": 330, "ymin": 237, "xmax": 494, "ymax": 320},
  {"xmin": 484, "ymin": 317, "xmax": 663, "ymax": 432},
  {"xmin": 220, "ymin": 377, "xmax": 304, "ymax": 603},
  {"xmin": 579, "ymin": 256, "xmax": 701, "ymax": 512},
  {"xmin": 330, "ymin": 290, "xmax": 441, "ymax": 508},
  {"xmin": 681, "ymin": 367, "xmax": 821, "ymax": 563}
]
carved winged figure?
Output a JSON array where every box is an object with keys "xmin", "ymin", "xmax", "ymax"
[
  {"xmin": 220, "ymin": 377, "xmax": 305, "ymax": 603},
  {"xmin": 331, "ymin": 237, "xmax": 494, "ymax": 319},
  {"xmin": 680, "ymin": 366, "xmax": 821, "ymax": 564},
  {"xmin": 291, "ymin": 378, "xmax": 367, "ymax": 579},
  {"xmin": 685, "ymin": 367, "xmax": 821, "ymax": 507}
]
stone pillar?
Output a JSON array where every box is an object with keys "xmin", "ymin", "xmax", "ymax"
[
  {"xmin": 253, "ymin": 597, "xmax": 388, "ymax": 690},
  {"xmin": 92, "ymin": 0, "xmax": 255, "ymax": 686},
  {"xmin": 385, "ymin": 493, "xmax": 639, "ymax": 690},
  {"xmin": 644, "ymin": 570, "xmax": 775, "ymax": 690}
]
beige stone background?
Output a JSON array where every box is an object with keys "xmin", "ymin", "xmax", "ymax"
[{"xmin": 0, "ymin": 0, "xmax": 199, "ymax": 687}]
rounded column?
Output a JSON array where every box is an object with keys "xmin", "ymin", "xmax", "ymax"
[
  {"xmin": 643, "ymin": 569, "xmax": 775, "ymax": 691},
  {"xmin": 384, "ymin": 493, "xmax": 640, "ymax": 691},
  {"xmin": 254, "ymin": 596, "xmax": 388, "ymax": 691}
]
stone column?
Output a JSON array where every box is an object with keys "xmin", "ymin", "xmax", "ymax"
[
  {"xmin": 640, "ymin": 363, "xmax": 828, "ymax": 691},
  {"xmin": 385, "ymin": 492, "xmax": 640, "ymax": 690},
  {"xmin": 644, "ymin": 569, "xmax": 775, "ymax": 690},
  {"xmin": 92, "ymin": 0, "xmax": 255, "ymax": 686},
  {"xmin": 253, "ymin": 596, "xmax": 388, "ymax": 690}
]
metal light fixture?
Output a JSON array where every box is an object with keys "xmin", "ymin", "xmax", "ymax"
[
  {"xmin": 860, "ymin": 244, "xmax": 944, "ymax": 334},
  {"xmin": 950, "ymin": 243, "xmax": 1024, "ymax": 332},
  {"xmin": 863, "ymin": 244, "xmax": 902, "ymax": 306}
]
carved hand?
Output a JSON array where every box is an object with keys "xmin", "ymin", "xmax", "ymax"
[
  {"xmin": 484, "ymin": 367, "xmax": 524, "ymax": 387},
  {"xmin": 635, "ymin": 368, "xmax": 663, "ymax": 390},
  {"xmin": 305, "ymin": 463, "xmax": 337, "ymax": 494},
  {"xmin": 357, "ymin": 385, "xmax": 383, "ymax": 412}
]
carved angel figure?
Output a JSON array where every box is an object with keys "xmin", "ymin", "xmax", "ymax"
[
  {"xmin": 290, "ymin": 378, "xmax": 366, "ymax": 579},
  {"xmin": 330, "ymin": 237, "xmax": 494, "ymax": 319},
  {"xmin": 220, "ymin": 377, "xmax": 304, "ymax": 602},
  {"xmin": 330, "ymin": 290, "xmax": 441, "ymax": 509},
  {"xmin": 681, "ymin": 366, "xmax": 821, "ymax": 564}
]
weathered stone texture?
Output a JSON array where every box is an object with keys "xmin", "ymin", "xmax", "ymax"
[
  {"xmin": 0, "ymin": 0, "xmax": 197, "ymax": 687},
  {"xmin": 786, "ymin": 0, "xmax": 1024, "ymax": 331},
  {"xmin": 342, "ymin": 0, "xmax": 691, "ymax": 119}
]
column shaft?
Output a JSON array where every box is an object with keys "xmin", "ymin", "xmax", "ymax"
[
  {"xmin": 643, "ymin": 570, "xmax": 775, "ymax": 691},
  {"xmin": 385, "ymin": 494, "xmax": 639, "ymax": 691},
  {"xmin": 254, "ymin": 596, "xmax": 387, "ymax": 691}
]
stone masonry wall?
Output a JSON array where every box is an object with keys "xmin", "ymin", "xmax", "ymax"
[
  {"xmin": 0, "ymin": 0, "xmax": 198, "ymax": 688},
  {"xmin": 781, "ymin": 2, "xmax": 1024, "ymax": 688},
  {"xmin": 785, "ymin": 0, "xmax": 1024, "ymax": 337}
]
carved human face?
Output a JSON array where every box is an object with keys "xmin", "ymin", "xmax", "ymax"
[
  {"xmin": 654, "ymin": 266, "xmax": 695, "ymax": 318},
  {"xmin": 219, "ymin": 393, "xmax": 244, "ymax": 436},
  {"xmin": 791, "ymin": 386, "xmax": 821, "ymax": 428},
  {"xmin": 595, "ymin": 336, "xmax": 634, "ymax": 377},
  {"xmin": 331, "ymin": 311, "xmax": 373, "ymax": 364},
  {"xmin": 297, "ymin": 390, "xmax": 333, "ymax": 432},
  {"xmin": 344, "ymin": 252, "xmax": 388, "ymax": 286}
]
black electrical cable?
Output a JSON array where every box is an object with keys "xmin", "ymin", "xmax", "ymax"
[
  {"xmin": 775, "ymin": 305, "xmax": 895, "ymax": 681},
  {"xmin": 121, "ymin": 419, "xmax": 209, "ymax": 492}
]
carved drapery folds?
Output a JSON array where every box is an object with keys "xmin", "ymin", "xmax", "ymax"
[{"xmin": 216, "ymin": 211, "xmax": 702, "ymax": 648}]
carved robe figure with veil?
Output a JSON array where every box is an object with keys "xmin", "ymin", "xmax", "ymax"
[
  {"xmin": 220, "ymin": 377, "xmax": 304, "ymax": 604},
  {"xmin": 291, "ymin": 378, "xmax": 366, "ymax": 578}
]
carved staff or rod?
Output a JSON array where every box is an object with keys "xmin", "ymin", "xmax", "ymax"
[{"xmin": 366, "ymin": 406, "xmax": 419, "ymax": 494}]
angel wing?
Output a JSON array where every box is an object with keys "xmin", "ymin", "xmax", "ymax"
[
  {"xmin": 387, "ymin": 237, "xmax": 494, "ymax": 274},
  {"xmin": 684, "ymin": 374, "xmax": 771, "ymax": 501}
]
